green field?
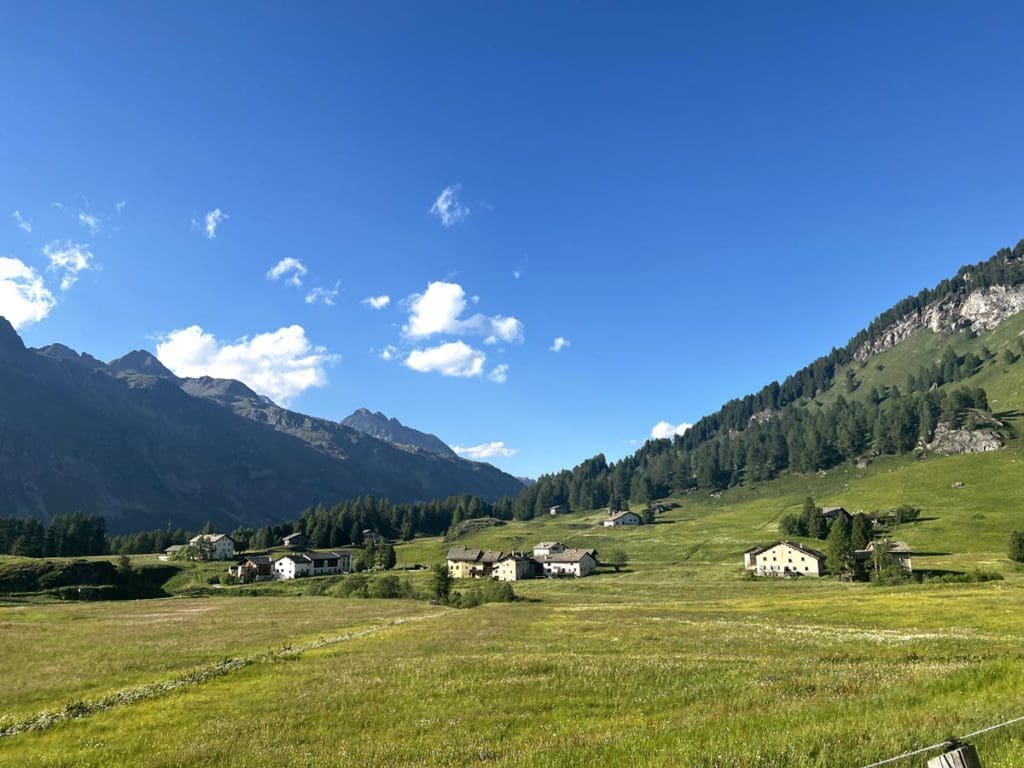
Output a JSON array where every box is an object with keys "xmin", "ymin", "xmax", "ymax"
[{"xmin": 4, "ymin": 321, "xmax": 1024, "ymax": 766}]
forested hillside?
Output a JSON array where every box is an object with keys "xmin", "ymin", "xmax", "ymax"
[{"xmin": 509, "ymin": 238, "xmax": 1024, "ymax": 519}]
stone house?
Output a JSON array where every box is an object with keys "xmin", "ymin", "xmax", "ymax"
[{"xmin": 745, "ymin": 541, "xmax": 826, "ymax": 577}]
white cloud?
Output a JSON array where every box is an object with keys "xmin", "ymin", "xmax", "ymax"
[
  {"xmin": 430, "ymin": 183, "xmax": 470, "ymax": 227},
  {"xmin": 452, "ymin": 441, "xmax": 518, "ymax": 460},
  {"xmin": 403, "ymin": 281, "xmax": 524, "ymax": 343},
  {"xmin": 115, "ymin": 200, "xmax": 126, "ymax": 213},
  {"xmin": 550, "ymin": 336, "xmax": 570, "ymax": 352},
  {"xmin": 512, "ymin": 269, "xmax": 521, "ymax": 280},
  {"xmin": 11, "ymin": 211, "xmax": 31, "ymax": 233},
  {"xmin": 202, "ymin": 208, "xmax": 227, "ymax": 239},
  {"xmin": 404, "ymin": 341, "xmax": 485, "ymax": 378},
  {"xmin": 78, "ymin": 212, "xmax": 101, "ymax": 234},
  {"xmin": 379, "ymin": 345, "xmax": 398, "ymax": 361},
  {"xmin": 45, "ymin": 240, "xmax": 95, "ymax": 291},
  {"xmin": 155, "ymin": 324, "xmax": 338, "ymax": 405},
  {"xmin": 0, "ymin": 256, "xmax": 56, "ymax": 329},
  {"xmin": 651, "ymin": 420, "xmax": 693, "ymax": 440},
  {"xmin": 488, "ymin": 364, "xmax": 509, "ymax": 383},
  {"xmin": 305, "ymin": 283, "xmax": 339, "ymax": 306},
  {"xmin": 265, "ymin": 257, "xmax": 308, "ymax": 287},
  {"xmin": 362, "ymin": 294, "xmax": 390, "ymax": 310}
]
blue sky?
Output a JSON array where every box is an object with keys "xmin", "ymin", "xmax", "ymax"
[{"xmin": 2, "ymin": 2, "xmax": 1024, "ymax": 479}]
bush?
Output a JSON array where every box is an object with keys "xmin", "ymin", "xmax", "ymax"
[
  {"xmin": 892, "ymin": 505, "xmax": 921, "ymax": 524},
  {"xmin": 1009, "ymin": 530, "xmax": 1024, "ymax": 563}
]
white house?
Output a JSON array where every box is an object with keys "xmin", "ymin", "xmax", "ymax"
[
  {"xmin": 857, "ymin": 540, "xmax": 913, "ymax": 573},
  {"xmin": 273, "ymin": 550, "xmax": 352, "ymax": 580},
  {"xmin": 188, "ymin": 533, "xmax": 236, "ymax": 560},
  {"xmin": 533, "ymin": 541, "xmax": 565, "ymax": 558},
  {"xmin": 603, "ymin": 510, "xmax": 642, "ymax": 527},
  {"xmin": 492, "ymin": 553, "xmax": 533, "ymax": 581},
  {"xmin": 745, "ymin": 541, "xmax": 825, "ymax": 578},
  {"xmin": 549, "ymin": 504, "xmax": 568, "ymax": 516},
  {"xmin": 535, "ymin": 548, "xmax": 599, "ymax": 578}
]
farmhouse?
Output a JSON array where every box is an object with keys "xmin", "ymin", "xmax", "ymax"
[
  {"xmin": 745, "ymin": 541, "xmax": 826, "ymax": 577},
  {"xmin": 821, "ymin": 506, "xmax": 851, "ymax": 523},
  {"xmin": 857, "ymin": 540, "xmax": 913, "ymax": 572},
  {"xmin": 272, "ymin": 550, "xmax": 352, "ymax": 580},
  {"xmin": 603, "ymin": 510, "xmax": 642, "ymax": 527},
  {"xmin": 549, "ymin": 504, "xmax": 568, "ymax": 516},
  {"xmin": 232, "ymin": 555, "xmax": 273, "ymax": 582},
  {"xmin": 534, "ymin": 548, "xmax": 599, "ymax": 578},
  {"xmin": 363, "ymin": 529, "xmax": 387, "ymax": 545},
  {"xmin": 162, "ymin": 544, "xmax": 185, "ymax": 559},
  {"xmin": 492, "ymin": 553, "xmax": 533, "ymax": 581},
  {"xmin": 446, "ymin": 548, "xmax": 505, "ymax": 579},
  {"xmin": 282, "ymin": 532, "xmax": 308, "ymax": 549},
  {"xmin": 533, "ymin": 541, "xmax": 564, "ymax": 557},
  {"xmin": 188, "ymin": 533, "xmax": 236, "ymax": 560}
]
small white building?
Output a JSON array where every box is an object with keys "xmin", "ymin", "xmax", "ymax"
[
  {"xmin": 188, "ymin": 533, "xmax": 236, "ymax": 560},
  {"xmin": 535, "ymin": 548, "xmax": 599, "ymax": 578},
  {"xmin": 745, "ymin": 541, "xmax": 825, "ymax": 578},
  {"xmin": 603, "ymin": 510, "xmax": 642, "ymax": 527},
  {"xmin": 549, "ymin": 504, "xmax": 568, "ymax": 516},
  {"xmin": 533, "ymin": 541, "xmax": 565, "ymax": 558},
  {"xmin": 273, "ymin": 550, "xmax": 352, "ymax": 580}
]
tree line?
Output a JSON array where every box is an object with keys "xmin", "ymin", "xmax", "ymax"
[{"xmin": 0, "ymin": 512, "xmax": 108, "ymax": 557}]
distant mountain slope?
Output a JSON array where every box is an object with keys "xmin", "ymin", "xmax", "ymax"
[
  {"xmin": 340, "ymin": 408, "xmax": 457, "ymax": 457},
  {"xmin": 0, "ymin": 321, "xmax": 523, "ymax": 532},
  {"xmin": 507, "ymin": 236, "xmax": 1024, "ymax": 519}
]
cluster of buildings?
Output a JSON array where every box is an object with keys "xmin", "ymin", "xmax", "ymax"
[
  {"xmin": 743, "ymin": 539, "xmax": 914, "ymax": 578},
  {"xmin": 447, "ymin": 541, "xmax": 600, "ymax": 581}
]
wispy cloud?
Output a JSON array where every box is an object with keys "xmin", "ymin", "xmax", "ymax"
[
  {"xmin": 452, "ymin": 441, "xmax": 518, "ymax": 460},
  {"xmin": 115, "ymin": 200, "xmax": 126, "ymax": 213},
  {"xmin": 196, "ymin": 208, "xmax": 227, "ymax": 239},
  {"xmin": 403, "ymin": 281, "xmax": 524, "ymax": 344},
  {"xmin": 651, "ymin": 420, "xmax": 693, "ymax": 440},
  {"xmin": 488, "ymin": 364, "xmax": 509, "ymax": 383},
  {"xmin": 361, "ymin": 294, "xmax": 390, "ymax": 310},
  {"xmin": 404, "ymin": 341, "xmax": 486, "ymax": 378},
  {"xmin": 78, "ymin": 212, "xmax": 101, "ymax": 235},
  {"xmin": 379, "ymin": 344, "xmax": 399, "ymax": 361},
  {"xmin": 44, "ymin": 240, "xmax": 95, "ymax": 291},
  {"xmin": 430, "ymin": 183, "xmax": 470, "ymax": 227},
  {"xmin": 265, "ymin": 257, "xmax": 308, "ymax": 287},
  {"xmin": 155, "ymin": 324, "xmax": 338, "ymax": 405},
  {"xmin": 305, "ymin": 283, "xmax": 340, "ymax": 306},
  {"xmin": 550, "ymin": 336, "xmax": 570, "ymax": 352},
  {"xmin": 0, "ymin": 257, "xmax": 56, "ymax": 329},
  {"xmin": 11, "ymin": 211, "xmax": 31, "ymax": 233}
]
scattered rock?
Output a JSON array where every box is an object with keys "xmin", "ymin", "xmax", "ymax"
[{"xmin": 952, "ymin": 481, "xmax": 965, "ymax": 489}]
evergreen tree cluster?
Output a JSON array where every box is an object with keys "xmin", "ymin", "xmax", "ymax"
[{"xmin": 0, "ymin": 512, "xmax": 108, "ymax": 557}]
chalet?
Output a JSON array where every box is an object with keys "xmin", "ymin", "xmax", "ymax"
[
  {"xmin": 603, "ymin": 510, "xmax": 642, "ymax": 527},
  {"xmin": 282, "ymin": 532, "xmax": 308, "ymax": 549},
  {"xmin": 492, "ymin": 553, "xmax": 533, "ymax": 581},
  {"xmin": 533, "ymin": 541, "xmax": 565, "ymax": 558},
  {"xmin": 821, "ymin": 506, "xmax": 851, "ymax": 523},
  {"xmin": 188, "ymin": 533, "xmax": 236, "ymax": 560},
  {"xmin": 163, "ymin": 544, "xmax": 184, "ymax": 557},
  {"xmin": 856, "ymin": 540, "xmax": 913, "ymax": 572},
  {"xmin": 745, "ymin": 541, "xmax": 826, "ymax": 577},
  {"xmin": 273, "ymin": 550, "xmax": 352, "ymax": 580},
  {"xmin": 446, "ymin": 548, "xmax": 504, "ymax": 579},
  {"xmin": 534, "ymin": 548, "xmax": 599, "ymax": 578},
  {"xmin": 363, "ymin": 529, "xmax": 387, "ymax": 546},
  {"xmin": 232, "ymin": 555, "xmax": 273, "ymax": 583},
  {"xmin": 549, "ymin": 504, "xmax": 568, "ymax": 516}
]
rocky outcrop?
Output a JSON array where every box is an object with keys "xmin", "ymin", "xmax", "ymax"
[
  {"xmin": 854, "ymin": 285, "xmax": 1024, "ymax": 361},
  {"xmin": 925, "ymin": 423, "xmax": 1004, "ymax": 455}
]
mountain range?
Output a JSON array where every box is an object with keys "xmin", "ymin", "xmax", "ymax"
[{"xmin": 0, "ymin": 320, "xmax": 523, "ymax": 533}]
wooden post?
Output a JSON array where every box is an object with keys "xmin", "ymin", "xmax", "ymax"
[{"xmin": 927, "ymin": 744, "xmax": 983, "ymax": 768}]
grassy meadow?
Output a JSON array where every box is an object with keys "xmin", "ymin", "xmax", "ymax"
[{"xmin": 4, "ymin": 321, "xmax": 1024, "ymax": 766}]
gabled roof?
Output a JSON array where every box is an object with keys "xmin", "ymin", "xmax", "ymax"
[
  {"xmin": 536, "ymin": 548, "xmax": 598, "ymax": 564},
  {"xmin": 241, "ymin": 555, "xmax": 272, "ymax": 565},
  {"xmin": 447, "ymin": 548, "xmax": 483, "ymax": 562},
  {"xmin": 743, "ymin": 545, "xmax": 769, "ymax": 555},
  {"xmin": 479, "ymin": 551, "xmax": 504, "ymax": 564},
  {"xmin": 863, "ymin": 539, "xmax": 913, "ymax": 554},
  {"xmin": 164, "ymin": 544, "xmax": 184, "ymax": 553},
  {"xmin": 607, "ymin": 510, "xmax": 640, "ymax": 522},
  {"xmin": 756, "ymin": 541, "xmax": 826, "ymax": 561},
  {"xmin": 282, "ymin": 532, "xmax": 306, "ymax": 541},
  {"xmin": 189, "ymin": 533, "xmax": 233, "ymax": 544},
  {"xmin": 535, "ymin": 541, "xmax": 562, "ymax": 549}
]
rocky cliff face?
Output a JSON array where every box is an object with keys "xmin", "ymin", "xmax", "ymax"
[
  {"xmin": 340, "ymin": 408, "xmax": 457, "ymax": 457},
  {"xmin": 925, "ymin": 423, "xmax": 1004, "ymax": 455},
  {"xmin": 854, "ymin": 285, "xmax": 1024, "ymax": 361}
]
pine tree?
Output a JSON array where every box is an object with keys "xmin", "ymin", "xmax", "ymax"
[{"xmin": 826, "ymin": 516, "xmax": 853, "ymax": 576}]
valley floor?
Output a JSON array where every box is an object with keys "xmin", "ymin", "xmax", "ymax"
[{"xmin": 3, "ymin": 568, "xmax": 1024, "ymax": 767}]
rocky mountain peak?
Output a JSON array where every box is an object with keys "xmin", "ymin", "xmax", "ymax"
[
  {"xmin": 340, "ymin": 408, "xmax": 457, "ymax": 457},
  {"xmin": 0, "ymin": 317, "xmax": 25, "ymax": 355},
  {"xmin": 107, "ymin": 350, "xmax": 177, "ymax": 379}
]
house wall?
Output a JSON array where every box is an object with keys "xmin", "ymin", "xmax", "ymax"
[
  {"xmin": 447, "ymin": 560, "xmax": 476, "ymax": 578},
  {"xmin": 753, "ymin": 544, "xmax": 823, "ymax": 577}
]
